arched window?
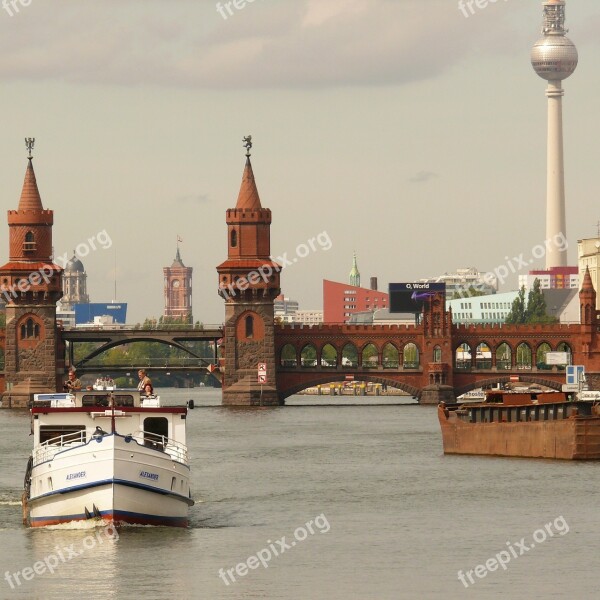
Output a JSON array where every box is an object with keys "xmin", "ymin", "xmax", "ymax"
[
  {"xmin": 361, "ymin": 343, "xmax": 378, "ymax": 368},
  {"xmin": 496, "ymin": 343, "xmax": 512, "ymax": 370},
  {"xmin": 536, "ymin": 343, "xmax": 552, "ymax": 369},
  {"xmin": 24, "ymin": 231, "xmax": 36, "ymax": 251},
  {"xmin": 433, "ymin": 346, "xmax": 442, "ymax": 363},
  {"xmin": 245, "ymin": 315, "xmax": 254, "ymax": 339},
  {"xmin": 516, "ymin": 343, "xmax": 532, "ymax": 369},
  {"xmin": 230, "ymin": 229, "xmax": 238, "ymax": 248},
  {"xmin": 280, "ymin": 344, "xmax": 297, "ymax": 367},
  {"xmin": 320, "ymin": 344, "xmax": 337, "ymax": 368},
  {"xmin": 20, "ymin": 318, "xmax": 40, "ymax": 340},
  {"xmin": 403, "ymin": 343, "xmax": 419, "ymax": 369},
  {"xmin": 382, "ymin": 343, "xmax": 399, "ymax": 369},
  {"xmin": 300, "ymin": 344, "xmax": 317, "ymax": 367},
  {"xmin": 455, "ymin": 343, "xmax": 471, "ymax": 370},
  {"xmin": 341, "ymin": 343, "xmax": 358, "ymax": 368},
  {"xmin": 475, "ymin": 343, "xmax": 491, "ymax": 369}
]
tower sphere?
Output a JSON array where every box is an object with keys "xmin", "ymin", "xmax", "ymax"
[{"xmin": 531, "ymin": 35, "xmax": 578, "ymax": 81}]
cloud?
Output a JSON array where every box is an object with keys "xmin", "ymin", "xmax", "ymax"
[
  {"xmin": 409, "ymin": 171, "xmax": 439, "ymax": 184},
  {"xmin": 0, "ymin": 0, "xmax": 524, "ymax": 90}
]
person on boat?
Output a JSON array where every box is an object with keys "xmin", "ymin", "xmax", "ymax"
[
  {"xmin": 142, "ymin": 383, "xmax": 155, "ymax": 397},
  {"xmin": 63, "ymin": 370, "xmax": 82, "ymax": 392},
  {"xmin": 137, "ymin": 369, "xmax": 152, "ymax": 391}
]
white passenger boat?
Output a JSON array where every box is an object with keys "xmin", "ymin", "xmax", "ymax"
[{"xmin": 23, "ymin": 389, "xmax": 194, "ymax": 528}]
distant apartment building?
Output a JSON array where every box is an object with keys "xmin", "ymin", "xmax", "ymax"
[
  {"xmin": 323, "ymin": 279, "xmax": 388, "ymax": 323},
  {"xmin": 274, "ymin": 295, "xmax": 322, "ymax": 324},
  {"xmin": 578, "ymin": 238, "xmax": 600, "ymax": 309},
  {"xmin": 518, "ymin": 266, "xmax": 579, "ymax": 292},
  {"xmin": 447, "ymin": 289, "xmax": 578, "ymax": 325},
  {"xmin": 419, "ymin": 267, "xmax": 497, "ymax": 298}
]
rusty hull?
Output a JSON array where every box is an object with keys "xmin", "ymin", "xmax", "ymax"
[{"xmin": 438, "ymin": 405, "xmax": 600, "ymax": 460}]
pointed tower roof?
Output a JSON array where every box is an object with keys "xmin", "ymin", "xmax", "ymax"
[
  {"xmin": 582, "ymin": 266, "xmax": 595, "ymax": 292},
  {"xmin": 18, "ymin": 158, "xmax": 44, "ymax": 212},
  {"xmin": 349, "ymin": 252, "xmax": 361, "ymax": 287},
  {"xmin": 172, "ymin": 247, "xmax": 185, "ymax": 268},
  {"xmin": 235, "ymin": 157, "xmax": 262, "ymax": 210}
]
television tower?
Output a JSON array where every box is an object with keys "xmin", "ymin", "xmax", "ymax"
[{"xmin": 531, "ymin": 0, "xmax": 578, "ymax": 268}]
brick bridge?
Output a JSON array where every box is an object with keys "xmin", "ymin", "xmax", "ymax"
[
  {"xmin": 273, "ymin": 320, "xmax": 588, "ymax": 402},
  {"xmin": 216, "ymin": 151, "xmax": 600, "ymax": 406}
]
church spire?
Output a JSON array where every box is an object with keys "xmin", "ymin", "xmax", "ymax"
[{"xmin": 349, "ymin": 252, "xmax": 361, "ymax": 287}]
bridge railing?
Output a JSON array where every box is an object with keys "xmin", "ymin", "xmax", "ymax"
[
  {"xmin": 81, "ymin": 357, "xmax": 217, "ymax": 368},
  {"xmin": 62, "ymin": 324, "xmax": 224, "ymax": 332}
]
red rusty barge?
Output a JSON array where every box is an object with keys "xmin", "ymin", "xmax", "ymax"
[{"xmin": 438, "ymin": 391, "xmax": 600, "ymax": 460}]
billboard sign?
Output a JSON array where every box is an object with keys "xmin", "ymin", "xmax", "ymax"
[
  {"xmin": 546, "ymin": 352, "xmax": 569, "ymax": 366},
  {"xmin": 74, "ymin": 303, "xmax": 128, "ymax": 325},
  {"xmin": 388, "ymin": 283, "xmax": 446, "ymax": 313}
]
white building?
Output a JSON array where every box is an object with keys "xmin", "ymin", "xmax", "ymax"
[
  {"xmin": 578, "ymin": 238, "xmax": 600, "ymax": 309},
  {"xmin": 419, "ymin": 267, "xmax": 497, "ymax": 298}
]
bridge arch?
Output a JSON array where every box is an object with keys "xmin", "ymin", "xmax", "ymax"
[
  {"xmin": 341, "ymin": 343, "xmax": 358, "ymax": 368},
  {"xmin": 495, "ymin": 342, "xmax": 512, "ymax": 370},
  {"xmin": 515, "ymin": 342, "xmax": 533, "ymax": 369},
  {"xmin": 279, "ymin": 374, "xmax": 421, "ymax": 401},
  {"xmin": 361, "ymin": 343, "xmax": 378, "ymax": 368},
  {"xmin": 382, "ymin": 342, "xmax": 399, "ymax": 369},
  {"xmin": 73, "ymin": 336, "xmax": 206, "ymax": 368}
]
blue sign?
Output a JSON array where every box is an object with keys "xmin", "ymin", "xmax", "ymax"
[
  {"xmin": 74, "ymin": 303, "xmax": 128, "ymax": 325},
  {"xmin": 566, "ymin": 365, "xmax": 585, "ymax": 385}
]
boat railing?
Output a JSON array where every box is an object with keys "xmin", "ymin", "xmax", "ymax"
[
  {"xmin": 130, "ymin": 430, "xmax": 189, "ymax": 465},
  {"xmin": 33, "ymin": 430, "xmax": 87, "ymax": 466}
]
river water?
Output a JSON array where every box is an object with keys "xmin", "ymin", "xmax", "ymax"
[{"xmin": 0, "ymin": 388, "xmax": 598, "ymax": 600}]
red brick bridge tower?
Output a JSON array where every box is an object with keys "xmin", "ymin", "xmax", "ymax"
[
  {"xmin": 0, "ymin": 141, "xmax": 64, "ymax": 407},
  {"xmin": 217, "ymin": 139, "xmax": 281, "ymax": 405}
]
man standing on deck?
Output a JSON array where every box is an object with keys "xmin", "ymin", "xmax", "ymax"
[{"xmin": 137, "ymin": 369, "xmax": 152, "ymax": 391}]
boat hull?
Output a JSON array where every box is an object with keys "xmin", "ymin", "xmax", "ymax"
[
  {"xmin": 438, "ymin": 405, "xmax": 600, "ymax": 460},
  {"xmin": 27, "ymin": 433, "xmax": 193, "ymax": 527}
]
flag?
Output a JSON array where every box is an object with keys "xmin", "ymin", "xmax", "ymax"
[{"xmin": 177, "ymin": 235, "xmax": 183, "ymax": 243}]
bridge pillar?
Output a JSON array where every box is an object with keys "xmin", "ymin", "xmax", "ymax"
[
  {"xmin": 420, "ymin": 384, "xmax": 456, "ymax": 405},
  {"xmin": 217, "ymin": 146, "xmax": 282, "ymax": 406}
]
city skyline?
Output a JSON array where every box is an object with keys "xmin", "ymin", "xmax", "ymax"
[{"xmin": 1, "ymin": 0, "xmax": 599, "ymax": 324}]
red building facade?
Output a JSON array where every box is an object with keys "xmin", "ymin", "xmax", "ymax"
[
  {"xmin": 163, "ymin": 247, "xmax": 193, "ymax": 321},
  {"xmin": 323, "ymin": 279, "xmax": 389, "ymax": 323}
]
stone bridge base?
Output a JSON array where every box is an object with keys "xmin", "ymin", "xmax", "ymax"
[
  {"xmin": 0, "ymin": 376, "xmax": 55, "ymax": 409},
  {"xmin": 222, "ymin": 377, "xmax": 283, "ymax": 407},
  {"xmin": 420, "ymin": 384, "xmax": 456, "ymax": 405}
]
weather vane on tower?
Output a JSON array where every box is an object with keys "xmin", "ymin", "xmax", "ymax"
[
  {"xmin": 242, "ymin": 135, "xmax": 252, "ymax": 158},
  {"xmin": 25, "ymin": 137, "xmax": 35, "ymax": 159}
]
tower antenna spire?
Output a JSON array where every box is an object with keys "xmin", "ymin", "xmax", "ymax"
[{"xmin": 531, "ymin": 0, "xmax": 578, "ymax": 269}]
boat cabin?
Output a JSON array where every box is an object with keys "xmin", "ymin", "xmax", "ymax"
[{"xmin": 30, "ymin": 390, "xmax": 189, "ymax": 466}]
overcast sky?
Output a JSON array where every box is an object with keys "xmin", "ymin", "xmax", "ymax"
[{"xmin": 1, "ymin": 0, "xmax": 599, "ymax": 324}]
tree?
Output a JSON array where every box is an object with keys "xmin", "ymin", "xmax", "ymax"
[
  {"xmin": 505, "ymin": 286, "xmax": 527, "ymax": 324},
  {"xmin": 526, "ymin": 278, "xmax": 556, "ymax": 324},
  {"xmin": 505, "ymin": 280, "xmax": 558, "ymax": 325}
]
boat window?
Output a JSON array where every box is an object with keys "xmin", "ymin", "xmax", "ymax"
[
  {"xmin": 40, "ymin": 425, "xmax": 86, "ymax": 445},
  {"xmin": 82, "ymin": 394, "xmax": 135, "ymax": 407},
  {"xmin": 143, "ymin": 417, "xmax": 169, "ymax": 450},
  {"xmin": 171, "ymin": 476, "xmax": 176, "ymax": 491}
]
